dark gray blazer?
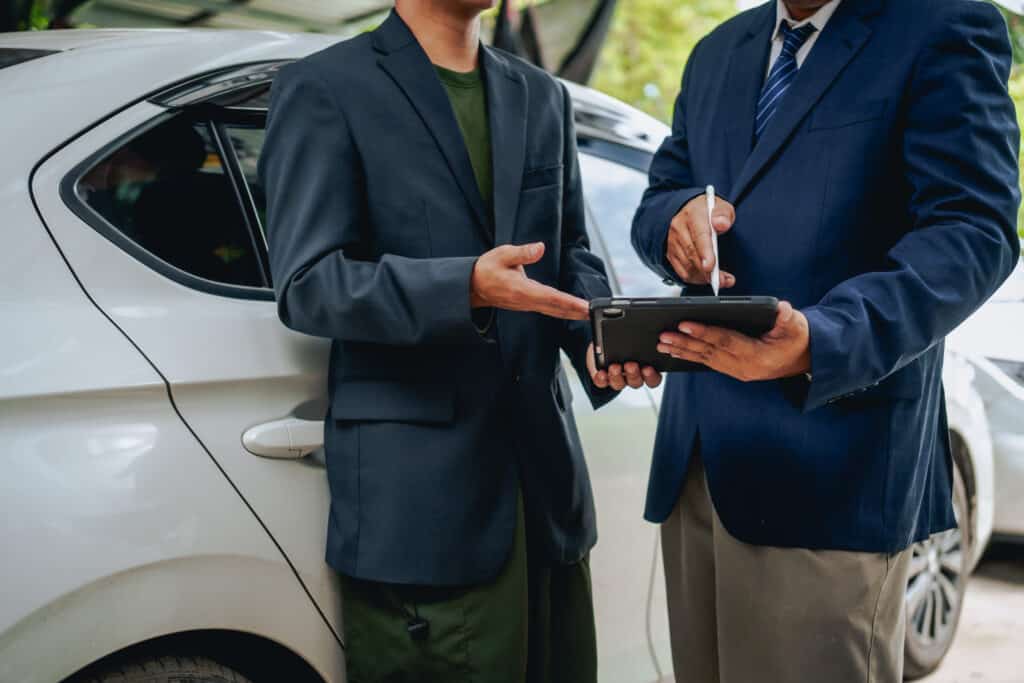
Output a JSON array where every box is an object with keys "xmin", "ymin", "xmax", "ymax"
[{"xmin": 259, "ymin": 11, "xmax": 615, "ymax": 586}]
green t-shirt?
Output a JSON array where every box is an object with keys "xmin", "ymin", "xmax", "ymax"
[{"xmin": 435, "ymin": 65, "xmax": 493, "ymax": 222}]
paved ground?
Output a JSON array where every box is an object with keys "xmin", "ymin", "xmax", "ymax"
[{"xmin": 924, "ymin": 542, "xmax": 1024, "ymax": 683}]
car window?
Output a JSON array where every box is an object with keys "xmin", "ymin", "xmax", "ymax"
[
  {"xmin": 0, "ymin": 48, "xmax": 58, "ymax": 69},
  {"xmin": 579, "ymin": 152, "xmax": 676, "ymax": 298},
  {"xmin": 223, "ymin": 125, "xmax": 268, "ymax": 233},
  {"xmin": 77, "ymin": 118, "xmax": 265, "ymax": 288}
]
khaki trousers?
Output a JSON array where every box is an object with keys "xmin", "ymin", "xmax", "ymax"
[{"xmin": 662, "ymin": 454, "xmax": 911, "ymax": 683}]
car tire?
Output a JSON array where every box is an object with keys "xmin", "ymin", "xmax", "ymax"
[
  {"xmin": 903, "ymin": 462, "xmax": 970, "ymax": 680},
  {"xmin": 75, "ymin": 655, "xmax": 253, "ymax": 683}
]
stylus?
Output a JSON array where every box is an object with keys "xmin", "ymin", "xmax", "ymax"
[{"xmin": 706, "ymin": 185, "xmax": 720, "ymax": 296}]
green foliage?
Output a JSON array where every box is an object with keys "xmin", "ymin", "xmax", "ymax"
[
  {"xmin": 594, "ymin": 0, "xmax": 1024, "ymax": 239},
  {"xmin": 592, "ymin": 0, "xmax": 736, "ymax": 122}
]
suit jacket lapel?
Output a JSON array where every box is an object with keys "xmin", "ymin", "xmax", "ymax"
[
  {"xmin": 719, "ymin": 4, "xmax": 775, "ymax": 191},
  {"xmin": 481, "ymin": 47, "xmax": 527, "ymax": 247},
  {"xmin": 374, "ymin": 12, "xmax": 489, "ymax": 237},
  {"xmin": 730, "ymin": 0, "xmax": 881, "ymax": 204}
]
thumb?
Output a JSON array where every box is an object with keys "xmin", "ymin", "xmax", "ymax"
[
  {"xmin": 763, "ymin": 301, "xmax": 796, "ymax": 340},
  {"xmin": 502, "ymin": 242, "xmax": 546, "ymax": 266}
]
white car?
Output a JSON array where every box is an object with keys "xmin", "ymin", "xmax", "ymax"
[
  {"xmin": 948, "ymin": 264, "xmax": 1024, "ymax": 544},
  {"xmin": 0, "ymin": 28, "xmax": 993, "ymax": 683}
]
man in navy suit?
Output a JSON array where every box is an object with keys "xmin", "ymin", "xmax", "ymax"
[
  {"xmin": 260, "ymin": 0, "xmax": 660, "ymax": 680},
  {"xmin": 632, "ymin": 0, "xmax": 1020, "ymax": 680}
]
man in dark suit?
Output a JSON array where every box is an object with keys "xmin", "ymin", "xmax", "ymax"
[
  {"xmin": 259, "ymin": 0, "xmax": 660, "ymax": 680},
  {"xmin": 632, "ymin": 0, "xmax": 1020, "ymax": 680}
]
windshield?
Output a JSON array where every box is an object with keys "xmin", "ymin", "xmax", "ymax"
[{"xmin": 0, "ymin": 48, "xmax": 58, "ymax": 70}]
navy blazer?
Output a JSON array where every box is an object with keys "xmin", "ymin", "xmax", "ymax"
[
  {"xmin": 632, "ymin": 0, "xmax": 1020, "ymax": 553},
  {"xmin": 260, "ymin": 12, "xmax": 614, "ymax": 585}
]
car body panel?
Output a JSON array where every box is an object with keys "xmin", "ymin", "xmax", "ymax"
[
  {"xmin": 1, "ymin": 151, "xmax": 341, "ymax": 682},
  {"xmin": 948, "ymin": 265, "xmax": 1024, "ymax": 538},
  {"xmin": 942, "ymin": 351, "xmax": 995, "ymax": 568},
  {"xmin": 32, "ymin": 100, "xmax": 344, "ymax": 640}
]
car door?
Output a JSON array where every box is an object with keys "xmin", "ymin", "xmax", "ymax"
[
  {"xmin": 577, "ymin": 149, "xmax": 674, "ymax": 682},
  {"xmin": 31, "ymin": 76, "xmax": 344, "ymax": 643}
]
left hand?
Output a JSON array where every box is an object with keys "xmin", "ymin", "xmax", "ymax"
[
  {"xmin": 587, "ymin": 343, "xmax": 662, "ymax": 391},
  {"xmin": 656, "ymin": 301, "xmax": 811, "ymax": 382}
]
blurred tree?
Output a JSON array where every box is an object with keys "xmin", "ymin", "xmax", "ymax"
[
  {"xmin": 0, "ymin": 0, "xmax": 90, "ymax": 31},
  {"xmin": 591, "ymin": 0, "xmax": 735, "ymax": 122}
]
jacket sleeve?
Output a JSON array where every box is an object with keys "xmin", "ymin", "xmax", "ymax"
[
  {"xmin": 259, "ymin": 61, "xmax": 486, "ymax": 346},
  {"xmin": 802, "ymin": 2, "xmax": 1021, "ymax": 411},
  {"xmin": 631, "ymin": 39, "xmax": 710, "ymax": 293},
  {"xmin": 556, "ymin": 83, "xmax": 618, "ymax": 410}
]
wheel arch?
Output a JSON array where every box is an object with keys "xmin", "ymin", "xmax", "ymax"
[
  {"xmin": 64, "ymin": 629, "xmax": 326, "ymax": 683},
  {"xmin": 0, "ymin": 555, "xmax": 344, "ymax": 683}
]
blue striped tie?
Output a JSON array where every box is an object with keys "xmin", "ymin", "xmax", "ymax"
[{"xmin": 755, "ymin": 22, "xmax": 817, "ymax": 140}]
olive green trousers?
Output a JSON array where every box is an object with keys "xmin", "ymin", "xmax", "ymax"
[{"xmin": 340, "ymin": 496, "xmax": 597, "ymax": 683}]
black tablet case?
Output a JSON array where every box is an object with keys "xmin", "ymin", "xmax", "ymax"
[{"xmin": 590, "ymin": 297, "xmax": 779, "ymax": 372}]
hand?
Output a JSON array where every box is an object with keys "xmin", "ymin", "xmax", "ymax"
[
  {"xmin": 586, "ymin": 343, "xmax": 662, "ymax": 391},
  {"xmin": 656, "ymin": 301, "xmax": 811, "ymax": 382},
  {"xmin": 666, "ymin": 194, "xmax": 737, "ymax": 288},
  {"xmin": 471, "ymin": 242, "xmax": 589, "ymax": 321}
]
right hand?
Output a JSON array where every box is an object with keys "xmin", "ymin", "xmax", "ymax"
[
  {"xmin": 666, "ymin": 194, "xmax": 737, "ymax": 288},
  {"xmin": 470, "ymin": 242, "xmax": 590, "ymax": 321}
]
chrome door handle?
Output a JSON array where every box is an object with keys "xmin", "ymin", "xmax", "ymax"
[{"xmin": 243, "ymin": 417, "xmax": 324, "ymax": 459}]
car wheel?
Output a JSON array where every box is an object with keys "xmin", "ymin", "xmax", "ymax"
[
  {"xmin": 74, "ymin": 655, "xmax": 252, "ymax": 683},
  {"xmin": 903, "ymin": 462, "xmax": 969, "ymax": 680}
]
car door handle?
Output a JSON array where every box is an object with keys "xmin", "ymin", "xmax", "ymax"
[{"xmin": 243, "ymin": 417, "xmax": 324, "ymax": 459}]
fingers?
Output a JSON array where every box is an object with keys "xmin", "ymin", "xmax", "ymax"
[
  {"xmin": 711, "ymin": 201, "xmax": 736, "ymax": 234},
  {"xmin": 719, "ymin": 270, "xmax": 736, "ymax": 289},
  {"xmin": 518, "ymin": 280, "xmax": 589, "ymax": 320},
  {"xmin": 658, "ymin": 331, "xmax": 716, "ymax": 362},
  {"xmin": 688, "ymin": 209, "xmax": 716, "ymax": 275},
  {"xmin": 642, "ymin": 366, "xmax": 662, "ymax": 388},
  {"xmin": 623, "ymin": 362, "xmax": 644, "ymax": 389},
  {"xmin": 677, "ymin": 321, "xmax": 754, "ymax": 357},
  {"xmin": 499, "ymin": 242, "xmax": 546, "ymax": 266},
  {"xmin": 667, "ymin": 225, "xmax": 707, "ymax": 284},
  {"xmin": 587, "ymin": 343, "xmax": 610, "ymax": 389},
  {"xmin": 763, "ymin": 300, "xmax": 795, "ymax": 340},
  {"xmin": 607, "ymin": 364, "xmax": 627, "ymax": 391}
]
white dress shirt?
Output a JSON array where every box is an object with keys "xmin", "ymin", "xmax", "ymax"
[{"xmin": 766, "ymin": 0, "xmax": 842, "ymax": 79}]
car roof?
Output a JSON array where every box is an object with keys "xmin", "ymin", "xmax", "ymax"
[{"xmin": 0, "ymin": 29, "xmax": 666, "ymax": 176}]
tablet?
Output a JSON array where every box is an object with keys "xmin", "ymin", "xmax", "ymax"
[{"xmin": 590, "ymin": 296, "xmax": 779, "ymax": 372}]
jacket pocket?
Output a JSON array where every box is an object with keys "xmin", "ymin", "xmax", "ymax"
[
  {"xmin": 332, "ymin": 380, "xmax": 455, "ymax": 424},
  {"xmin": 808, "ymin": 99, "xmax": 888, "ymax": 131},
  {"xmin": 522, "ymin": 164, "xmax": 563, "ymax": 191}
]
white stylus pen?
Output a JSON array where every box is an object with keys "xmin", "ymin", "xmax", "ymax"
[{"xmin": 706, "ymin": 185, "xmax": 720, "ymax": 296}]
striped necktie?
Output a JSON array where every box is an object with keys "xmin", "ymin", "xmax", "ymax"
[{"xmin": 755, "ymin": 21, "xmax": 817, "ymax": 140}]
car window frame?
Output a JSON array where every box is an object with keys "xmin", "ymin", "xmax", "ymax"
[
  {"xmin": 61, "ymin": 59, "xmax": 663, "ymax": 303},
  {"xmin": 61, "ymin": 107, "xmax": 276, "ymax": 301}
]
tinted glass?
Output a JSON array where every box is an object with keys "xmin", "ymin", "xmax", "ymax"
[
  {"xmin": 579, "ymin": 152, "xmax": 677, "ymax": 298},
  {"xmin": 223, "ymin": 125, "xmax": 268, "ymax": 232},
  {"xmin": 78, "ymin": 118, "xmax": 264, "ymax": 288},
  {"xmin": 0, "ymin": 48, "xmax": 57, "ymax": 69}
]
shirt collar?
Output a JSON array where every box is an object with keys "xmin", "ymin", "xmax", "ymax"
[{"xmin": 773, "ymin": 0, "xmax": 841, "ymax": 41}]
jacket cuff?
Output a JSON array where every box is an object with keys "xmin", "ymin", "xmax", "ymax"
[{"xmin": 803, "ymin": 306, "xmax": 872, "ymax": 412}]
